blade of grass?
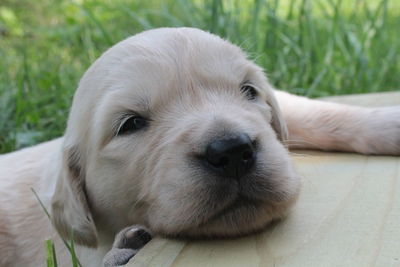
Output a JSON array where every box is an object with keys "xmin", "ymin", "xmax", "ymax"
[
  {"xmin": 45, "ymin": 239, "xmax": 58, "ymax": 267},
  {"xmin": 31, "ymin": 188, "xmax": 83, "ymax": 267}
]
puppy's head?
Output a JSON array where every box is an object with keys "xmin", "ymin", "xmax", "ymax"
[{"xmin": 51, "ymin": 28, "xmax": 300, "ymax": 246}]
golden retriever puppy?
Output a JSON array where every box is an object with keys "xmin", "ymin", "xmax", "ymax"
[{"xmin": 0, "ymin": 27, "xmax": 399, "ymax": 267}]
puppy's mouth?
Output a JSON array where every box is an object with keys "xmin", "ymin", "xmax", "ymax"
[
  {"xmin": 148, "ymin": 156, "xmax": 299, "ymax": 238},
  {"xmin": 168, "ymin": 195, "xmax": 267, "ymax": 238},
  {"xmin": 166, "ymin": 179, "xmax": 298, "ymax": 239},
  {"xmin": 202, "ymin": 195, "xmax": 262, "ymax": 225}
]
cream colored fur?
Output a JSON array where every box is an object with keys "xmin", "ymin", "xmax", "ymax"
[{"xmin": 0, "ymin": 27, "xmax": 399, "ymax": 267}]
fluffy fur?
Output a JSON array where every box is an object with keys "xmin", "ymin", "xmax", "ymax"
[{"xmin": 0, "ymin": 27, "xmax": 399, "ymax": 267}]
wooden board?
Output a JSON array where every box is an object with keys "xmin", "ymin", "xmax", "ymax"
[{"xmin": 127, "ymin": 92, "xmax": 400, "ymax": 267}]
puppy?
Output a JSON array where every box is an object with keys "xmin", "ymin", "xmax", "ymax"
[{"xmin": 0, "ymin": 27, "xmax": 399, "ymax": 267}]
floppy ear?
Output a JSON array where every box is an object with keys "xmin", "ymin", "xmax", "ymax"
[
  {"xmin": 262, "ymin": 87, "xmax": 289, "ymax": 142},
  {"xmin": 51, "ymin": 145, "xmax": 98, "ymax": 247}
]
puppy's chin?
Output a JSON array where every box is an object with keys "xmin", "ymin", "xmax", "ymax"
[{"xmin": 152, "ymin": 191, "xmax": 299, "ymax": 239}]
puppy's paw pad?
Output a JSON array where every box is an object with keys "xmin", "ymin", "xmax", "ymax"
[
  {"xmin": 103, "ymin": 226, "xmax": 152, "ymax": 267},
  {"xmin": 114, "ymin": 225, "xmax": 152, "ymax": 249}
]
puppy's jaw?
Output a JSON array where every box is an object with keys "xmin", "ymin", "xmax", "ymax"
[
  {"xmin": 182, "ymin": 191, "xmax": 299, "ymax": 239},
  {"xmin": 147, "ymin": 177, "xmax": 300, "ymax": 239}
]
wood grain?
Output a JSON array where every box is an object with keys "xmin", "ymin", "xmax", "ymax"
[{"xmin": 127, "ymin": 92, "xmax": 400, "ymax": 267}]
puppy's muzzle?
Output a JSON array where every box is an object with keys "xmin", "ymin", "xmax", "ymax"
[{"xmin": 204, "ymin": 133, "xmax": 256, "ymax": 179}]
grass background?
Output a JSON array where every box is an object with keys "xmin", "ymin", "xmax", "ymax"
[{"xmin": 1, "ymin": 0, "xmax": 399, "ymax": 153}]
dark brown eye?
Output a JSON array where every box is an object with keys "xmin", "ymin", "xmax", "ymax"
[
  {"xmin": 241, "ymin": 84, "xmax": 258, "ymax": 100},
  {"xmin": 117, "ymin": 115, "xmax": 147, "ymax": 135}
]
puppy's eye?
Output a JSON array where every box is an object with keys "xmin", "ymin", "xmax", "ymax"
[
  {"xmin": 240, "ymin": 84, "xmax": 258, "ymax": 100},
  {"xmin": 117, "ymin": 115, "xmax": 147, "ymax": 135}
]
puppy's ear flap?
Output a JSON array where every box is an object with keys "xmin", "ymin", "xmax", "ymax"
[
  {"xmin": 51, "ymin": 145, "xmax": 98, "ymax": 247},
  {"xmin": 264, "ymin": 88, "xmax": 289, "ymax": 142}
]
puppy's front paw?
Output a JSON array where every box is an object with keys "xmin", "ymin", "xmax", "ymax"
[{"xmin": 103, "ymin": 225, "xmax": 152, "ymax": 267}]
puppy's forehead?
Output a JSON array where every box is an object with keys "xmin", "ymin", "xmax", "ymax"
[{"xmin": 104, "ymin": 28, "xmax": 255, "ymax": 103}]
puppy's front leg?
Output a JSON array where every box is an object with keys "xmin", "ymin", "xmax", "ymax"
[
  {"xmin": 275, "ymin": 90, "xmax": 400, "ymax": 155},
  {"xmin": 103, "ymin": 226, "xmax": 152, "ymax": 267}
]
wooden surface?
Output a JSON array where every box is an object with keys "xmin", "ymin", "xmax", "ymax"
[{"xmin": 127, "ymin": 92, "xmax": 400, "ymax": 267}]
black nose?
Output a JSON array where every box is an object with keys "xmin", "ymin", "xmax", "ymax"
[{"xmin": 205, "ymin": 133, "xmax": 256, "ymax": 178}]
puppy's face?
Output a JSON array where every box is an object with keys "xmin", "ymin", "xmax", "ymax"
[{"xmin": 53, "ymin": 28, "xmax": 300, "ymax": 244}]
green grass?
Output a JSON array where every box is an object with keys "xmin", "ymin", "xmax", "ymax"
[
  {"xmin": 45, "ymin": 240, "xmax": 58, "ymax": 267},
  {"xmin": 32, "ymin": 188, "xmax": 82, "ymax": 267},
  {"xmin": 1, "ymin": 0, "xmax": 399, "ymax": 153}
]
